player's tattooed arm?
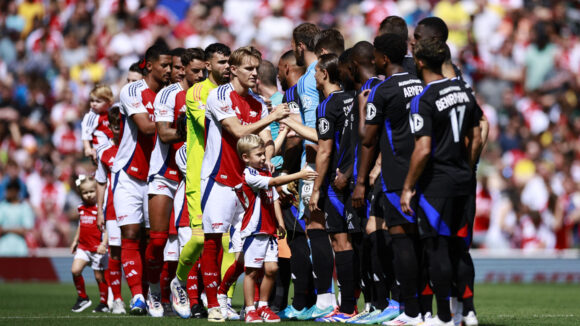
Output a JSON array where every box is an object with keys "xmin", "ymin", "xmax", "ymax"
[
  {"xmin": 466, "ymin": 125, "xmax": 482, "ymax": 170},
  {"xmin": 156, "ymin": 121, "xmax": 182, "ymax": 143},
  {"xmin": 221, "ymin": 104, "xmax": 290, "ymax": 139}
]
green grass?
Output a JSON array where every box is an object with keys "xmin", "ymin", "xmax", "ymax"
[{"xmin": 0, "ymin": 282, "xmax": 578, "ymax": 325}]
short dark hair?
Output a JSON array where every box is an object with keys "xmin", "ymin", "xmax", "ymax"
[
  {"xmin": 378, "ymin": 16, "xmax": 408, "ymax": 42},
  {"xmin": 204, "ymin": 43, "xmax": 231, "ymax": 60},
  {"xmin": 374, "ymin": 33, "xmax": 407, "ymax": 65},
  {"xmin": 145, "ymin": 42, "xmax": 171, "ymax": 64},
  {"xmin": 413, "ymin": 38, "xmax": 447, "ymax": 74},
  {"xmin": 258, "ymin": 60, "xmax": 277, "ymax": 87},
  {"xmin": 338, "ymin": 47, "xmax": 352, "ymax": 65},
  {"xmin": 170, "ymin": 47, "xmax": 186, "ymax": 58},
  {"xmin": 317, "ymin": 53, "xmax": 340, "ymax": 85},
  {"xmin": 314, "ymin": 29, "xmax": 345, "ymax": 56},
  {"xmin": 293, "ymin": 23, "xmax": 320, "ymax": 52},
  {"xmin": 108, "ymin": 104, "xmax": 121, "ymax": 128},
  {"xmin": 281, "ymin": 50, "xmax": 295, "ymax": 62},
  {"xmin": 351, "ymin": 41, "xmax": 375, "ymax": 66},
  {"xmin": 181, "ymin": 47, "xmax": 205, "ymax": 66},
  {"xmin": 417, "ymin": 17, "xmax": 449, "ymax": 42}
]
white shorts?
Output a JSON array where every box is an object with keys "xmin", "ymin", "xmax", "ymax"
[
  {"xmin": 74, "ymin": 248, "xmax": 108, "ymax": 270},
  {"xmin": 164, "ymin": 234, "xmax": 179, "ymax": 261},
  {"xmin": 113, "ymin": 170, "xmax": 150, "ymax": 228},
  {"xmin": 243, "ymin": 235, "xmax": 278, "ymax": 268},
  {"xmin": 148, "ymin": 175, "xmax": 178, "ymax": 198},
  {"xmin": 178, "ymin": 227, "xmax": 192, "ymax": 254},
  {"xmin": 201, "ymin": 179, "xmax": 244, "ymax": 234},
  {"xmin": 106, "ymin": 220, "xmax": 121, "ymax": 246},
  {"xmin": 229, "ymin": 222, "xmax": 242, "ymax": 253}
]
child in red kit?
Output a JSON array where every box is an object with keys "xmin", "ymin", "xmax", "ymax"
[{"xmin": 70, "ymin": 176, "xmax": 109, "ymax": 313}]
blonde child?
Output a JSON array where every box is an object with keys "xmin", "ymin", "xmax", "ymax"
[
  {"xmin": 236, "ymin": 134, "xmax": 317, "ymax": 323},
  {"xmin": 70, "ymin": 176, "xmax": 109, "ymax": 313},
  {"xmin": 81, "ymin": 85, "xmax": 114, "ymax": 161}
]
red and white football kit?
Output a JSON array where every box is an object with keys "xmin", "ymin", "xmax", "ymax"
[
  {"xmin": 200, "ymin": 84, "xmax": 269, "ymax": 235},
  {"xmin": 112, "ymin": 79, "xmax": 156, "ymax": 228},
  {"xmin": 81, "ymin": 110, "xmax": 114, "ymax": 149},
  {"xmin": 75, "ymin": 204, "xmax": 107, "ymax": 270},
  {"xmin": 149, "ymin": 83, "xmax": 186, "ymax": 198},
  {"xmin": 239, "ymin": 167, "xmax": 279, "ymax": 268},
  {"xmin": 95, "ymin": 143, "xmax": 120, "ymax": 246}
]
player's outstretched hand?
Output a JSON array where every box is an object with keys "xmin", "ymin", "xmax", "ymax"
[
  {"xmin": 352, "ymin": 182, "xmax": 366, "ymax": 208},
  {"xmin": 271, "ymin": 103, "xmax": 290, "ymax": 121},
  {"xmin": 299, "ymin": 167, "xmax": 318, "ymax": 181},
  {"xmin": 400, "ymin": 188, "xmax": 416, "ymax": 215}
]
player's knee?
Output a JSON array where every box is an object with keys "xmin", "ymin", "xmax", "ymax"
[
  {"xmin": 264, "ymin": 262, "xmax": 278, "ymax": 277},
  {"xmin": 121, "ymin": 225, "xmax": 141, "ymax": 240},
  {"xmin": 94, "ymin": 271, "xmax": 106, "ymax": 283},
  {"xmin": 109, "ymin": 246, "xmax": 121, "ymax": 260}
]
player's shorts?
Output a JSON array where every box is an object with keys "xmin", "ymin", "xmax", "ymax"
[
  {"xmin": 457, "ymin": 192, "xmax": 476, "ymax": 245},
  {"xmin": 148, "ymin": 175, "xmax": 178, "ymax": 198},
  {"xmin": 377, "ymin": 191, "xmax": 418, "ymax": 227},
  {"xmin": 200, "ymin": 178, "xmax": 244, "ymax": 234},
  {"xmin": 164, "ymin": 234, "xmax": 179, "ymax": 261},
  {"xmin": 113, "ymin": 170, "xmax": 150, "ymax": 228},
  {"xmin": 243, "ymin": 234, "xmax": 278, "ymax": 268},
  {"xmin": 368, "ymin": 178, "xmax": 385, "ymax": 218},
  {"xmin": 282, "ymin": 204, "xmax": 306, "ymax": 236},
  {"xmin": 228, "ymin": 222, "xmax": 243, "ymax": 253},
  {"xmin": 106, "ymin": 220, "xmax": 121, "ymax": 246},
  {"xmin": 74, "ymin": 248, "xmax": 108, "ymax": 270},
  {"xmin": 178, "ymin": 227, "xmax": 192, "ymax": 253},
  {"xmin": 416, "ymin": 194, "xmax": 470, "ymax": 239},
  {"xmin": 320, "ymin": 185, "xmax": 362, "ymax": 234}
]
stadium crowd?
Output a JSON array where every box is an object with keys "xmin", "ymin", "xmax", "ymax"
[{"xmin": 1, "ymin": 0, "xmax": 580, "ymax": 324}]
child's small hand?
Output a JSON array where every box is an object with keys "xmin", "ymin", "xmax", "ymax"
[
  {"xmin": 70, "ymin": 242, "xmax": 78, "ymax": 254},
  {"xmin": 277, "ymin": 225, "xmax": 286, "ymax": 239},
  {"xmin": 97, "ymin": 243, "xmax": 107, "ymax": 255},
  {"xmin": 299, "ymin": 168, "xmax": 318, "ymax": 181}
]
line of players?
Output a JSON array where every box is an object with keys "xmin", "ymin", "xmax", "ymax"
[{"xmin": 72, "ymin": 14, "xmax": 488, "ymax": 326}]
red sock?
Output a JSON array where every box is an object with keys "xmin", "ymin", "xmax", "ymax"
[
  {"xmin": 108, "ymin": 257, "xmax": 123, "ymax": 300},
  {"xmin": 218, "ymin": 260, "xmax": 244, "ymax": 295},
  {"xmin": 146, "ymin": 231, "xmax": 168, "ymax": 286},
  {"xmin": 187, "ymin": 259, "xmax": 201, "ymax": 306},
  {"xmin": 201, "ymin": 237, "xmax": 221, "ymax": 308},
  {"xmin": 139, "ymin": 235, "xmax": 148, "ymax": 297},
  {"xmin": 161, "ymin": 261, "xmax": 177, "ymax": 303},
  {"xmin": 73, "ymin": 274, "xmax": 87, "ymax": 298},
  {"xmin": 97, "ymin": 279, "xmax": 108, "ymax": 304},
  {"xmin": 121, "ymin": 238, "xmax": 143, "ymax": 296},
  {"xmin": 254, "ymin": 269, "xmax": 264, "ymax": 303}
]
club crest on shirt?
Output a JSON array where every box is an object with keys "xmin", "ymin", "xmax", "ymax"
[
  {"xmin": 318, "ymin": 118, "xmax": 329, "ymax": 134},
  {"xmin": 411, "ymin": 114, "xmax": 424, "ymax": 132},
  {"xmin": 366, "ymin": 103, "xmax": 377, "ymax": 120}
]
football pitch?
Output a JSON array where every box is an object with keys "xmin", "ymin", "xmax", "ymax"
[{"xmin": 0, "ymin": 282, "xmax": 578, "ymax": 325}]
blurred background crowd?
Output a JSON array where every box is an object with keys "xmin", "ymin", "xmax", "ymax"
[{"xmin": 1, "ymin": 0, "xmax": 580, "ymax": 256}]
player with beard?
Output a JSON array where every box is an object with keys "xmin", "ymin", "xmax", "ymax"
[
  {"xmin": 169, "ymin": 43, "xmax": 232, "ymax": 318},
  {"xmin": 146, "ymin": 47, "xmax": 206, "ymax": 317},
  {"xmin": 400, "ymin": 38, "xmax": 481, "ymax": 326},
  {"xmin": 112, "ymin": 43, "xmax": 172, "ymax": 315},
  {"xmin": 199, "ymin": 46, "xmax": 289, "ymax": 322},
  {"xmin": 354, "ymin": 33, "xmax": 425, "ymax": 325}
]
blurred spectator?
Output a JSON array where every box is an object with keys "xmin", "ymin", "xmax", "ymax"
[
  {"xmin": 0, "ymin": 178, "xmax": 35, "ymax": 256},
  {"xmin": 0, "ymin": 0, "xmax": 579, "ymax": 253}
]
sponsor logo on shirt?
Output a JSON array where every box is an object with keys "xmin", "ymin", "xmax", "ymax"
[{"xmin": 212, "ymin": 222, "xmax": 224, "ymax": 230}]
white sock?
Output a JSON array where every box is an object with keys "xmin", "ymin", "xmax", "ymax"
[
  {"xmin": 173, "ymin": 276, "xmax": 187, "ymax": 288},
  {"xmin": 315, "ymin": 293, "xmax": 334, "ymax": 309},
  {"xmin": 246, "ymin": 306, "xmax": 256, "ymax": 313},
  {"xmin": 258, "ymin": 301, "xmax": 268, "ymax": 308}
]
